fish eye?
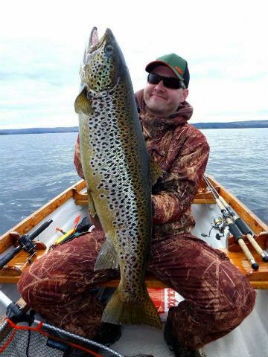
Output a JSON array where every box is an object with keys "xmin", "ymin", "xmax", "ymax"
[{"xmin": 104, "ymin": 45, "xmax": 113, "ymax": 56}]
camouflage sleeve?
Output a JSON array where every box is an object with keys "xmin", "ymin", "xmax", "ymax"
[
  {"xmin": 74, "ymin": 134, "xmax": 85, "ymax": 179},
  {"xmin": 152, "ymin": 132, "xmax": 209, "ymax": 224}
]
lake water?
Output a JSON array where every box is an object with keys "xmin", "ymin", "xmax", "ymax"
[{"xmin": 0, "ymin": 128, "xmax": 267, "ymax": 236}]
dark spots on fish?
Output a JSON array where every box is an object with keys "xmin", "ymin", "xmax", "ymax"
[{"xmin": 81, "ymin": 83, "xmax": 152, "ymax": 289}]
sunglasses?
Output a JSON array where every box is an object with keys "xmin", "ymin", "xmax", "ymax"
[{"xmin": 147, "ymin": 73, "xmax": 185, "ymax": 89}]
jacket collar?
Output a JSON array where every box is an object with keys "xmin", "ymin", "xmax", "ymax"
[{"xmin": 135, "ymin": 89, "xmax": 193, "ymax": 137}]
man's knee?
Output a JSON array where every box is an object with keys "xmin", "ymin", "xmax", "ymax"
[
  {"xmin": 213, "ymin": 273, "xmax": 256, "ymax": 332},
  {"xmin": 228, "ymin": 278, "xmax": 256, "ymax": 325}
]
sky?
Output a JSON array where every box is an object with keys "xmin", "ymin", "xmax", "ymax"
[{"xmin": 0, "ymin": 0, "xmax": 267, "ymax": 129}]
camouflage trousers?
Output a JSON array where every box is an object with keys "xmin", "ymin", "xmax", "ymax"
[{"xmin": 17, "ymin": 229, "xmax": 256, "ymax": 349}]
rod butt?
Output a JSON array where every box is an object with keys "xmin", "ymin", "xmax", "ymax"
[
  {"xmin": 262, "ymin": 255, "xmax": 268, "ymax": 262},
  {"xmin": 252, "ymin": 263, "xmax": 259, "ymax": 270}
]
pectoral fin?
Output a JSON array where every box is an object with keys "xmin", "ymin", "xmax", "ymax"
[
  {"xmin": 87, "ymin": 190, "xmax": 97, "ymax": 217},
  {"xmin": 94, "ymin": 239, "xmax": 119, "ymax": 271},
  {"xmin": 74, "ymin": 86, "xmax": 92, "ymax": 115}
]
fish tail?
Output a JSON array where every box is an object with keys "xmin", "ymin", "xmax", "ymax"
[{"xmin": 101, "ymin": 287, "xmax": 162, "ymax": 329}]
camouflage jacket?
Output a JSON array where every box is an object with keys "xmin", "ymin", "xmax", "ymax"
[{"xmin": 74, "ymin": 89, "xmax": 210, "ymax": 239}]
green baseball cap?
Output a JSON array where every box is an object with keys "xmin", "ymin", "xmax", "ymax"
[{"xmin": 145, "ymin": 53, "xmax": 190, "ymax": 88}]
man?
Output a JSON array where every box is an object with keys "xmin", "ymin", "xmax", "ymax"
[{"xmin": 18, "ymin": 54, "xmax": 256, "ymax": 357}]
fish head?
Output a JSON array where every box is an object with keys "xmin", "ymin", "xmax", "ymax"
[{"xmin": 80, "ymin": 27, "xmax": 124, "ymax": 93}]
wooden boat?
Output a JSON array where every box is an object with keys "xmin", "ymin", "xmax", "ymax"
[{"xmin": 0, "ymin": 176, "xmax": 267, "ymax": 357}]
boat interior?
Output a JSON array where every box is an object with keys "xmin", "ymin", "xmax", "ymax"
[{"xmin": 0, "ymin": 177, "xmax": 267, "ymax": 356}]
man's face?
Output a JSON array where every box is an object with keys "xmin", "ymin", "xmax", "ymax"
[{"xmin": 143, "ymin": 65, "xmax": 188, "ymax": 117}]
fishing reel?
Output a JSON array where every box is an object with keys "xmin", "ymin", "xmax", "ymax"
[
  {"xmin": 201, "ymin": 216, "xmax": 227, "ymax": 240},
  {"xmin": 0, "ymin": 220, "xmax": 53, "ymax": 269}
]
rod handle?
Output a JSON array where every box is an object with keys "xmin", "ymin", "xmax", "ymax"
[
  {"xmin": 228, "ymin": 222, "xmax": 243, "ymax": 242},
  {"xmin": 235, "ymin": 218, "xmax": 251, "ymax": 235},
  {"xmin": 237, "ymin": 239, "xmax": 259, "ymax": 270},
  {"xmin": 245, "ymin": 234, "xmax": 268, "ymax": 262},
  {"xmin": 0, "ymin": 246, "xmax": 21, "ymax": 269},
  {"xmin": 234, "ymin": 218, "xmax": 268, "ymax": 261},
  {"xmin": 28, "ymin": 219, "xmax": 53, "ymax": 241}
]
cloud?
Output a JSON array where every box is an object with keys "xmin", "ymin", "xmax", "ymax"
[{"xmin": 0, "ymin": 0, "xmax": 267, "ymax": 128}]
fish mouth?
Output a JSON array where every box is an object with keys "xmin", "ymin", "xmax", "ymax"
[
  {"xmin": 81, "ymin": 27, "xmax": 123, "ymax": 92},
  {"xmin": 88, "ymin": 27, "xmax": 114, "ymax": 53}
]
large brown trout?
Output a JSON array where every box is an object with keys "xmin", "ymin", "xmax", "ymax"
[{"xmin": 74, "ymin": 27, "xmax": 161, "ymax": 329}]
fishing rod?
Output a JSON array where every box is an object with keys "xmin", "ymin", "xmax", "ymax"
[
  {"xmin": 204, "ymin": 175, "xmax": 268, "ymax": 262},
  {"xmin": 204, "ymin": 175, "xmax": 268, "ymax": 270}
]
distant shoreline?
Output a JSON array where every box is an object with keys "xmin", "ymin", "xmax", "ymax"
[{"xmin": 0, "ymin": 120, "xmax": 267, "ymax": 135}]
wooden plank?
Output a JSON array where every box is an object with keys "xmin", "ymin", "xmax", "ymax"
[
  {"xmin": 0, "ymin": 276, "xmax": 21, "ymax": 284},
  {"xmin": 1, "ymin": 262, "xmax": 267, "ymax": 289},
  {"xmin": 74, "ymin": 191, "xmax": 216, "ymax": 206},
  {"xmin": 75, "ymin": 197, "xmax": 216, "ymax": 206},
  {"xmin": 193, "ymin": 198, "xmax": 215, "ymax": 204},
  {"xmin": 101, "ymin": 276, "xmax": 167, "ymax": 289},
  {"xmin": 251, "ymin": 281, "xmax": 268, "ymax": 289},
  {"xmin": 74, "ymin": 199, "xmax": 88, "ymax": 206},
  {"xmin": 75, "ymin": 198, "xmax": 215, "ymax": 206}
]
